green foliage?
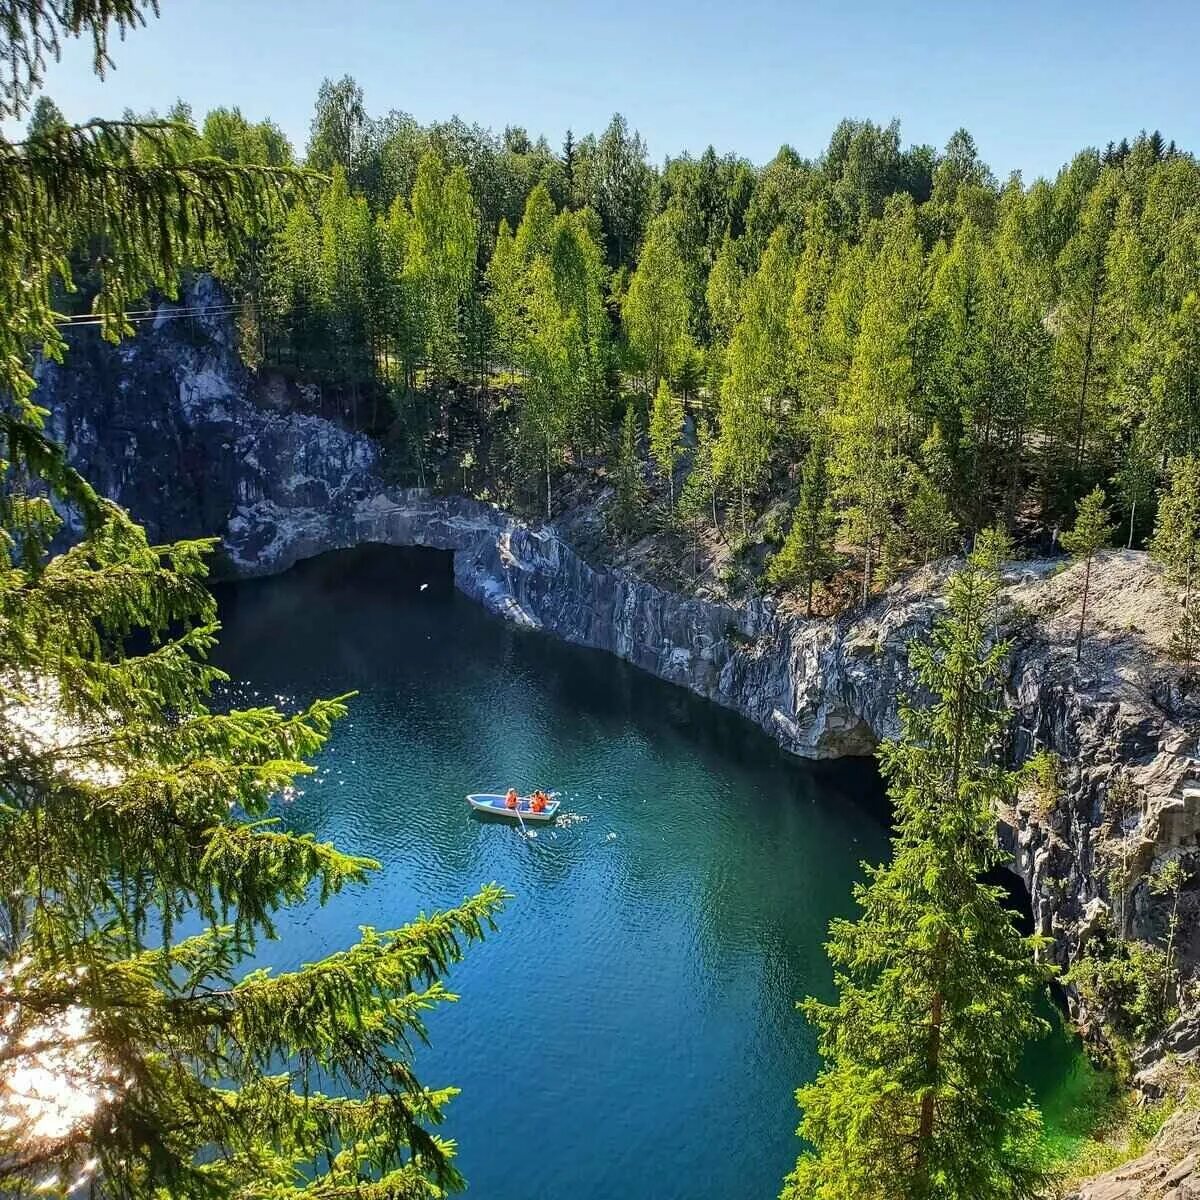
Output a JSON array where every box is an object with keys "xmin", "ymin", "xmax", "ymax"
[
  {"xmin": 623, "ymin": 209, "xmax": 691, "ymax": 388},
  {"xmin": 787, "ymin": 532, "xmax": 1052, "ymax": 1200},
  {"xmin": 486, "ymin": 186, "xmax": 611, "ymax": 513},
  {"xmin": 130, "ymin": 75, "xmax": 1200, "ymax": 606},
  {"xmin": 1062, "ymin": 486, "xmax": 1115, "ymax": 661},
  {"xmin": 831, "ymin": 195, "xmax": 925, "ymax": 604},
  {"xmin": 407, "ymin": 150, "xmax": 479, "ymax": 382},
  {"xmin": 677, "ymin": 418, "xmax": 720, "ymax": 574},
  {"xmin": 0, "ymin": 8, "xmax": 503, "ymax": 1197},
  {"xmin": 612, "ymin": 403, "xmax": 647, "ymax": 534},
  {"xmin": 766, "ymin": 434, "xmax": 837, "ymax": 614},
  {"xmin": 1066, "ymin": 937, "xmax": 1176, "ymax": 1047},
  {"xmin": 1023, "ymin": 750, "xmax": 1063, "ymax": 818},
  {"xmin": 648, "ymin": 379, "xmax": 686, "ymax": 508},
  {"xmin": 1151, "ymin": 455, "xmax": 1200, "ymax": 676}
]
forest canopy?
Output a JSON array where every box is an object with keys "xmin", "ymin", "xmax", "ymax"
[{"xmin": 107, "ymin": 78, "xmax": 1198, "ymax": 613}]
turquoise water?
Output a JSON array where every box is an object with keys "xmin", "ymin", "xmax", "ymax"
[{"xmin": 211, "ymin": 546, "xmax": 1087, "ymax": 1198}]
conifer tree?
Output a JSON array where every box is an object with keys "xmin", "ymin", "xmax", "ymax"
[
  {"xmin": 766, "ymin": 435, "xmax": 837, "ymax": 615},
  {"xmin": 832, "ymin": 196, "xmax": 925, "ymax": 604},
  {"xmin": 1151, "ymin": 455, "xmax": 1200, "ymax": 679},
  {"xmin": 0, "ymin": 7, "xmax": 504, "ymax": 1196},
  {"xmin": 1061, "ymin": 486, "xmax": 1115, "ymax": 663},
  {"xmin": 649, "ymin": 379, "xmax": 686, "ymax": 509},
  {"xmin": 612, "ymin": 403, "xmax": 647, "ymax": 533},
  {"xmin": 785, "ymin": 532, "xmax": 1051, "ymax": 1200},
  {"xmin": 678, "ymin": 418, "xmax": 720, "ymax": 575}
]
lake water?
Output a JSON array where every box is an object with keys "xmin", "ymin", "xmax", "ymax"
[{"xmin": 212, "ymin": 545, "xmax": 1092, "ymax": 1199}]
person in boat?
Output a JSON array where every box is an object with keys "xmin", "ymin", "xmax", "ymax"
[
  {"xmin": 531, "ymin": 790, "xmax": 548, "ymax": 814},
  {"xmin": 505, "ymin": 788, "xmax": 519, "ymax": 810}
]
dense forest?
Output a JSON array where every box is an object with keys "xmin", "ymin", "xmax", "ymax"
[
  {"xmin": 36, "ymin": 77, "xmax": 1199, "ymax": 613},
  {"xmin": 4, "ymin": 7, "xmax": 1199, "ymax": 1194}
]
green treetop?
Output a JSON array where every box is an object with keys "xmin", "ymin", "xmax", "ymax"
[
  {"xmin": 612, "ymin": 403, "xmax": 647, "ymax": 534},
  {"xmin": 785, "ymin": 531, "xmax": 1051, "ymax": 1200},
  {"xmin": 0, "ymin": 5, "xmax": 504, "ymax": 1197},
  {"xmin": 623, "ymin": 209, "xmax": 691, "ymax": 390}
]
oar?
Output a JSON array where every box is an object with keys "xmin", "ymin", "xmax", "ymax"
[{"xmin": 513, "ymin": 797, "xmax": 528, "ymax": 837}]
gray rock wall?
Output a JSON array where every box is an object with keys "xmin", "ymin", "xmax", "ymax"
[{"xmin": 34, "ymin": 280, "xmax": 1200, "ymax": 1004}]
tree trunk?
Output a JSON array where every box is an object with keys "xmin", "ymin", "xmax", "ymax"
[
  {"xmin": 1073, "ymin": 280, "xmax": 1101, "ymax": 474},
  {"xmin": 1164, "ymin": 885, "xmax": 1181, "ymax": 1012},
  {"xmin": 1076, "ymin": 554, "xmax": 1092, "ymax": 662},
  {"xmin": 915, "ymin": 926, "xmax": 950, "ymax": 1185},
  {"xmin": 918, "ymin": 988, "xmax": 944, "ymax": 1147},
  {"xmin": 805, "ymin": 575, "xmax": 813, "ymax": 619},
  {"xmin": 1128, "ymin": 500, "xmax": 1136, "ymax": 549},
  {"xmin": 545, "ymin": 441, "xmax": 552, "ymax": 521}
]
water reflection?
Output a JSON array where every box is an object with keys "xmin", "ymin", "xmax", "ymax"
[{"xmin": 209, "ymin": 547, "xmax": 949, "ymax": 1199}]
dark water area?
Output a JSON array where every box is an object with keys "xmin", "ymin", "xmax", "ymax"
[{"xmin": 210, "ymin": 545, "xmax": 1092, "ymax": 1198}]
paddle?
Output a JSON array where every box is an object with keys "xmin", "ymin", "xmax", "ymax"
[{"xmin": 513, "ymin": 796, "xmax": 528, "ymax": 837}]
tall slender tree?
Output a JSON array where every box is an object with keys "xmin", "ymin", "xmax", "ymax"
[
  {"xmin": 767, "ymin": 434, "xmax": 837, "ymax": 615},
  {"xmin": 623, "ymin": 210, "xmax": 691, "ymax": 390},
  {"xmin": 1061, "ymin": 486, "xmax": 1115, "ymax": 663},
  {"xmin": 649, "ymin": 379, "xmax": 686, "ymax": 509},
  {"xmin": 785, "ymin": 532, "xmax": 1051, "ymax": 1200},
  {"xmin": 1151, "ymin": 455, "xmax": 1200, "ymax": 679}
]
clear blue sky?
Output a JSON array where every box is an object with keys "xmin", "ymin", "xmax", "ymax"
[{"xmin": 13, "ymin": 0, "xmax": 1200, "ymax": 181}]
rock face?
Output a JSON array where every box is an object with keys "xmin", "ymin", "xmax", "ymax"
[
  {"xmin": 35, "ymin": 281, "xmax": 1200, "ymax": 993},
  {"xmin": 1068, "ymin": 1109, "xmax": 1200, "ymax": 1199}
]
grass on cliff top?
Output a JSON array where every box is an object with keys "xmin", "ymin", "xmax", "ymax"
[{"xmin": 1043, "ymin": 1062, "xmax": 1200, "ymax": 1193}]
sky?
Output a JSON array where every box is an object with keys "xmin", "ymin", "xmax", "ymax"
[{"xmin": 11, "ymin": 0, "xmax": 1200, "ymax": 181}]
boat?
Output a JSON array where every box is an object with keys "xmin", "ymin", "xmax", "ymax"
[{"xmin": 467, "ymin": 793, "xmax": 560, "ymax": 822}]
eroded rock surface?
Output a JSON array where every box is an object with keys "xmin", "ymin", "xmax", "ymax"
[{"xmin": 1069, "ymin": 1110, "xmax": 1200, "ymax": 1199}]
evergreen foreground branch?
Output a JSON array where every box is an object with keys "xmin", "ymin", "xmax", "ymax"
[{"xmin": 0, "ymin": 7, "xmax": 504, "ymax": 1196}]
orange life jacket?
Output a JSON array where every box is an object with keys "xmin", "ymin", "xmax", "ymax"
[{"xmin": 505, "ymin": 789, "xmax": 518, "ymax": 809}]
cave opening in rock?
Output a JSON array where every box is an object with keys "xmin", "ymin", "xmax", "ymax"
[{"xmin": 283, "ymin": 544, "xmax": 455, "ymax": 597}]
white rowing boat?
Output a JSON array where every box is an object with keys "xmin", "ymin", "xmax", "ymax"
[{"xmin": 467, "ymin": 793, "xmax": 560, "ymax": 822}]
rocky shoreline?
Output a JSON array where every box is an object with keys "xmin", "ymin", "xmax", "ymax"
[{"xmin": 38, "ymin": 282, "xmax": 1200, "ymax": 1069}]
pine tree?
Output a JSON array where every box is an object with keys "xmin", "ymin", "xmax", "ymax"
[
  {"xmin": 648, "ymin": 379, "xmax": 686, "ymax": 509},
  {"xmin": 832, "ymin": 196, "xmax": 925, "ymax": 605},
  {"xmin": 785, "ymin": 532, "xmax": 1051, "ymax": 1200},
  {"xmin": 678, "ymin": 418, "xmax": 719, "ymax": 576},
  {"xmin": 766, "ymin": 436, "xmax": 837, "ymax": 615},
  {"xmin": 0, "ymin": 7, "xmax": 504, "ymax": 1196},
  {"xmin": 1061, "ymin": 486, "xmax": 1115, "ymax": 663},
  {"xmin": 612, "ymin": 403, "xmax": 647, "ymax": 533},
  {"xmin": 1151, "ymin": 455, "xmax": 1200, "ymax": 679}
]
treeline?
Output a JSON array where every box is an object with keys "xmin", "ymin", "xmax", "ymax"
[{"xmin": 39, "ymin": 80, "xmax": 1200, "ymax": 608}]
